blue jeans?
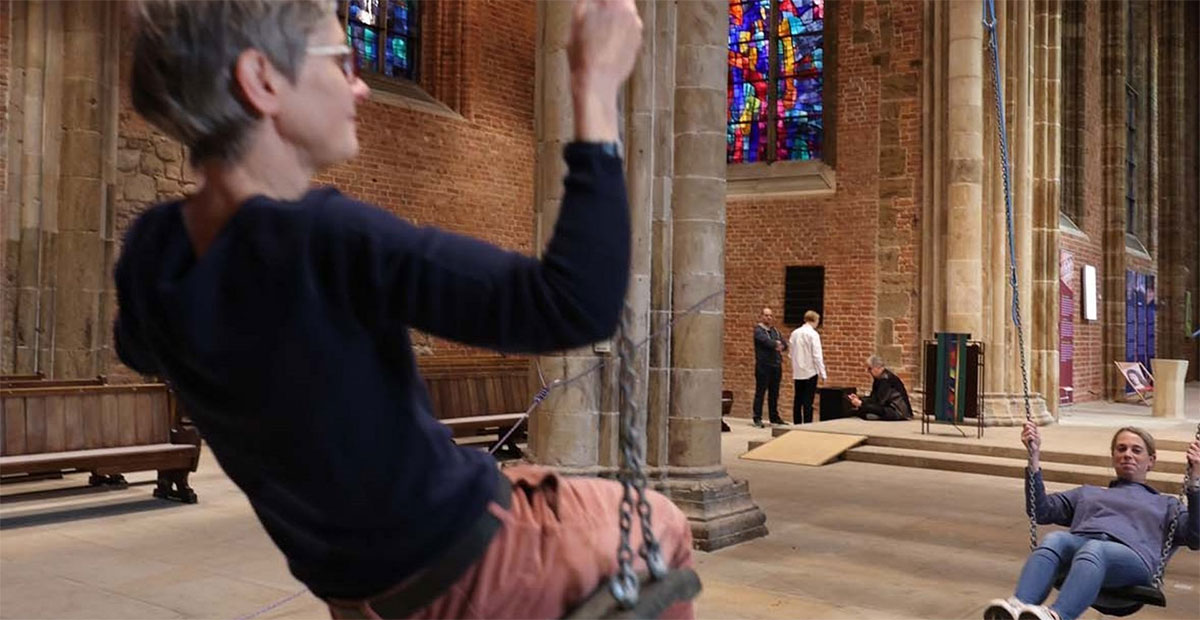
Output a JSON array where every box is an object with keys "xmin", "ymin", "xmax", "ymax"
[{"xmin": 1014, "ymin": 531, "xmax": 1152, "ymax": 620}]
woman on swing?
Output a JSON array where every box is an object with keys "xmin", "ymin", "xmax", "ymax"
[
  {"xmin": 118, "ymin": 0, "xmax": 693, "ymax": 618},
  {"xmin": 984, "ymin": 423, "xmax": 1200, "ymax": 620}
]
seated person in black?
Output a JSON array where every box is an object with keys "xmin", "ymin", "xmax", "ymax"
[{"xmin": 848, "ymin": 355, "xmax": 913, "ymax": 421}]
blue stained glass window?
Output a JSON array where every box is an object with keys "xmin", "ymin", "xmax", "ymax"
[
  {"xmin": 728, "ymin": 0, "xmax": 824, "ymax": 163},
  {"xmin": 339, "ymin": 0, "xmax": 419, "ymax": 81}
]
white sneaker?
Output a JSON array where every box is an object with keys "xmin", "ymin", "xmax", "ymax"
[
  {"xmin": 1017, "ymin": 605, "xmax": 1060, "ymax": 620},
  {"xmin": 982, "ymin": 598, "xmax": 1022, "ymax": 620}
]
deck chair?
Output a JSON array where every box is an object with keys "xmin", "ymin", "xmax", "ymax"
[{"xmin": 1114, "ymin": 361, "xmax": 1154, "ymax": 405}]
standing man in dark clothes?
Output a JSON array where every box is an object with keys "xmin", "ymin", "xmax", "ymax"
[
  {"xmin": 116, "ymin": 1, "xmax": 694, "ymax": 618},
  {"xmin": 848, "ymin": 355, "xmax": 913, "ymax": 421},
  {"xmin": 752, "ymin": 307, "xmax": 788, "ymax": 427}
]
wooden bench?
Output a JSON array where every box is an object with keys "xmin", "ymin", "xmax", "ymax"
[
  {"xmin": 0, "ymin": 383, "xmax": 201, "ymax": 502},
  {"xmin": 1, "ymin": 373, "xmax": 45, "ymax": 382},
  {"xmin": 721, "ymin": 390, "xmax": 734, "ymax": 432},
  {"xmin": 416, "ymin": 356, "xmax": 535, "ymax": 456},
  {"xmin": 0, "ymin": 375, "xmax": 108, "ymax": 390}
]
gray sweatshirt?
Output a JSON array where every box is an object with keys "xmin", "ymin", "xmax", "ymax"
[{"xmin": 1027, "ymin": 469, "xmax": 1200, "ymax": 575}]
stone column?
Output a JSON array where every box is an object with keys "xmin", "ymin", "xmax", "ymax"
[
  {"xmin": 1156, "ymin": 0, "xmax": 1190, "ymax": 371},
  {"xmin": 1031, "ymin": 0, "xmax": 1062, "ymax": 419},
  {"xmin": 2, "ymin": 0, "xmax": 117, "ymax": 378},
  {"xmin": 644, "ymin": 0, "xmax": 676, "ymax": 469},
  {"xmin": 528, "ymin": 0, "xmax": 606, "ymax": 472},
  {"xmin": 664, "ymin": 0, "xmax": 765, "ymax": 551},
  {"xmin": 3, "ymin": 0, "xmax": 47, "ymax": 374},
  {"xmin": 1100, "ymin": 0, "xmax": 1129, "ymax": 400},
  {"xmin": 928, "ymin": 0, "xmax": 1053, "ymax": 425},
  {"xmin": 615, "ymin": 0, "xmax": 660, "ymax": 472},
  {"xmin": 1009, "ymin": 0, "xmax": 1035, "ymax": 421},
  {"xmin": 1188, "ymin": 2, "xmax": 1200, "ymax": 381},
  {"xmin": 53, "ymin": 0, "xmax": 116, "ymax": 378},
  {"xmin": 945, "ymin": 1, "xmax": 985, "ymax": 341}
]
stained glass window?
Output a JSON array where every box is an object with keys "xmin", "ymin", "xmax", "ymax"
[
  {"xmin": 339, "ymin": 0, "xmax": 419, "ymax": 81},
  {"xmin": 728, "ymin": 0, "xmax": 824, "ymax": 164}
]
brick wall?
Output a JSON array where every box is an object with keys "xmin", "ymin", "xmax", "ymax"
[
  {"xmin": 723, "ymin": 0, "xmax": 923, "ymax": 419},
  {"xmin": 108, "ymin": 0, "xmax": 536, "ymax": 373}
]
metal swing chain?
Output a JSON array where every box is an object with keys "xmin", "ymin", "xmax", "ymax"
[
  {"xmin": 487, "ymin": 289, "xmax": 725, "ymax": 611},
  {"xmin": 1152, "ymin": 423, "xmax": 1200, "ymax": 588},
  {"xmin": 610, "ymin": 300, "xmax": 667, "ymax": 609},
  {"xmin": 981, "ymin": 0, "xmax": 1038, "ymax": 553}
]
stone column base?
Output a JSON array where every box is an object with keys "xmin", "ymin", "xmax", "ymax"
[
  {"xmin": 660, "ymin": 470, "xmax": 768, "ymax": 551},
  {"xmin": 518, "ymin": 464, "xmax": 768, "ymax": 551},
  {"xmin": 981, "ymin": 392, "xmax": 1053, "ymax": 426}
]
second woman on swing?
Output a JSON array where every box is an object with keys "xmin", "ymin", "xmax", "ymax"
[{"xmin": 983, "ymin": 424, "xmax": 1200, "ymax": 620}]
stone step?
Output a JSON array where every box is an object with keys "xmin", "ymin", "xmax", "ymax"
[
  {"xmin": 864, "ymin": 434, "xmax": 1190, "ymax": 475},
  {"xmin": 844, "ymin": 445, "xmax": 1185, "ymax": 495},
  {"xmin": 1158, "ymin": 438, "xmax": 1194, "ymax": 453}
]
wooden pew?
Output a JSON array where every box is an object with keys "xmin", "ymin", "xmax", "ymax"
[
  {"xmin": 416, "ymin": 356, "xmax": 535, "ymax": 456},
  {"xmin": 0, "ymin": 375, "xmax": 108, "ymax": 390},
  {"xmin": 0, "ymin": 383, "xmax": 201, "ymax": 502},
  {"xmin": 721, "ymin": 389, "xmax": 734, "ymax": 432},
  {"xmin": 1, "ymin": 373, "xmax": 44, "ymax": 381}
]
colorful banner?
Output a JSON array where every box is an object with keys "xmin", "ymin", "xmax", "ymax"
[{"xmin": 934, "ymin": 332, "xmax": 970, "ymax": 423}]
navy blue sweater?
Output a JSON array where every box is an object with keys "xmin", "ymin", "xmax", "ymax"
[{"xmin": 113, "ymin": 143, "xmax": 630, "ymax": 598}]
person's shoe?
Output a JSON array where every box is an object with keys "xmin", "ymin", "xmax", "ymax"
[
  {"xmin": 720, "ymin": 420, "xmax": 732, "ymax": 432},
  {"xmin": 769, "ymin": 420, "xmax": 789, "ymax": 427},
  {"xmin": 982, "ymin": 598, "xmax": 1022, "ymax": 620},
  {"xmin": 1017, "ymin": 605, "xmax": 1060, "ymax": 620},
  {"xmin": 752, "ymin": 419, "xmax": 765, "ymax": 428}
]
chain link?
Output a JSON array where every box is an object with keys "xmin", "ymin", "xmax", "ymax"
[
  {"xmin": 486, "ymin": 288, "xmax": 724, "ymax": 609},
  {"xmin": 609, "ymin": 301, "xmax": 666, "ymax": 608},
  {"xmin": 981, "ymin": 0, "xmax": 1038, "ymax": 553},
  {"xmin": 1152, "ymin": 424, "xmax": 1200, "ymax": 587}
]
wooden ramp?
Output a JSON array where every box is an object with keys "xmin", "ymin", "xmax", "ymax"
[{"xmin": 740, "ymin": 431, "xmax": 867, "ymax": 466}]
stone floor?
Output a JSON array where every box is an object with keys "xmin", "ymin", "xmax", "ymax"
[{"xmin": 1, "ymin": 387, "xmax": 1198, "ymax": 619}]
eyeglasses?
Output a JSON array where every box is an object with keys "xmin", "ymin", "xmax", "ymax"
[{"xmin": 307, "ymin": 44, "xmax": 358, "ymax": 81}]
